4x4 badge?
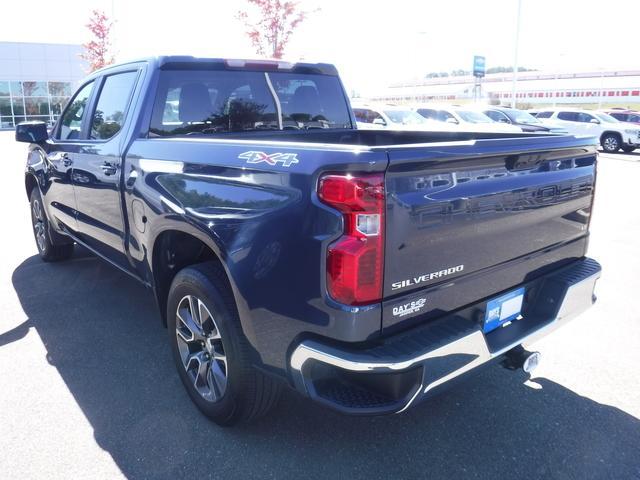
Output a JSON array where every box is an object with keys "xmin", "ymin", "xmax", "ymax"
[{"xmin": 239, "ymin": 151, "xmax": 299, "ymax": 167}]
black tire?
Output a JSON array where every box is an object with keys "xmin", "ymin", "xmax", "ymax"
[
  {"xmin": 601, "ymin": 133, "xmax": 621, "ymax": 153},
  {"xmin": 621, "ymin": 145, "xmax": 636, "ymax": 153},
  {"xmin": 29, "ymin": 189, "xmax": 74, "ymax": 262},
  {"xmin": 167, "ymin": 262, "xmax": 281, "ymax": 426}
]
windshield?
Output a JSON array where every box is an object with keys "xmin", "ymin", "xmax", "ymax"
[
  {"xmin": 595, "ymin": 112, "xmax": 620, "ymax": 123},
  {"xmin": 149, "ymin": 70, "xmax": 352, "ymax": 136},
  {"xmin": 511, "ymin": 111, "xmax": 541, "ymax": 124},
  {"xmin": 455, "ymin": 110, "xmax": 493, "ymax": 123},
  {"xmin": 383, "ymin": 110, "xmax": 427, "ymax": 125}
]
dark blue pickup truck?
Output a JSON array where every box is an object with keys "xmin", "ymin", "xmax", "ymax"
[{"xmin": 16, "ymin": 56, "xmax": 601, "ymax": 425}]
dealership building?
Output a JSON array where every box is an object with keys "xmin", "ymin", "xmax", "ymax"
[
  {"xmin": 371, "ymin": 70, "xmax": 640, "ymax": 108},
  {"xmin": 0, "ymin": 41, "xmax": 85, "ymax": 129}
]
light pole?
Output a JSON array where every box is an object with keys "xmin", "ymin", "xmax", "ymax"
[{"xmin": 511, "ymin": 0, "xmax": 522, "ymax": 108}]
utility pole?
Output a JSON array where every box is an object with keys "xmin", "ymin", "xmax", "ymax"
[{"xmin": 511, "ymin": 0, "xmax": 522, "ymax": 108}]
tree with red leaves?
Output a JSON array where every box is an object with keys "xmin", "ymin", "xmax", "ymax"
[
  {"xmin": 81, "ymin": 10, "xmax": 115, "ymax": 72},
  {"xmin": 237, "ymin": 0, "xmax": 314, "ymax": 59}
]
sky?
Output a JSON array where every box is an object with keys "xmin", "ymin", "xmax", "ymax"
[{"xmin": 3, "ymin": 0, "xmax": 640, "ymax": 95}]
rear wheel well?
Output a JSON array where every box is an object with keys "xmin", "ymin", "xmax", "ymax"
[{"xmin": 152, "ymin": 230, "xmax": 230, "ymax": 326}]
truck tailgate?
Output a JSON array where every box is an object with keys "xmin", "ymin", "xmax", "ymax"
[{"xmin": 382, "ymin": 135, "xmax": 597, "ymax": 331}]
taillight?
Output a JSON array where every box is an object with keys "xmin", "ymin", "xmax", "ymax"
[{"xmin": 318, "ymin": 173, "xmax": 385, "ymax": 305}]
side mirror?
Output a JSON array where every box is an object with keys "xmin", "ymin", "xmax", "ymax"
[
  {"xmin": 372, "ymin": 118, "xmax": 386, "ymax": 126},
  {"xmin": 498, "ymin": 118, "xmax": 511, "ymax": 124},
  {"xmin": 15, "ymin": 121, "xmax": 48, "ymax": 143},
  {"xmin": 446, "ymin": 117, "xmax": 459, "ymax": 124},
  {"xmin": 590, "ymin": 118, "xmax": 600, "ymax": 124}
]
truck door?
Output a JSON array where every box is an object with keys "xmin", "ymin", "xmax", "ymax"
[
  {"xmin": 70, "ymin": 69, "xmax": 139, "ymax": 269},
  {"xmin": 43, "ymin": 80, "xmax": 97, "ymax": 233}
]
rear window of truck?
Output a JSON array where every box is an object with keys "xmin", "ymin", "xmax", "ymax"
[{"xmin": 149, "ymin": 70, "xmax": 352, "ymax": 136}]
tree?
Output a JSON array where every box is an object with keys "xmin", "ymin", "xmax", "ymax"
[
  {"xmin": 237, "ymin": 0, "xmax": 314, "ymax": 59},
  {"xmin": 81, "ymin": 10, "xmax": 114, "ymax": 72}
]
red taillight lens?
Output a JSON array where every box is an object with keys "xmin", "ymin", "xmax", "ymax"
[{"xmin": 318, "ymin": 173, "xmax": 385, "ymax": 305}]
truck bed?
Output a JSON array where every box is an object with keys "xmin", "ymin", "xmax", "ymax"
[{"xmin": 134, "ymin": 130, "xmax": 597, "ymax": 337}]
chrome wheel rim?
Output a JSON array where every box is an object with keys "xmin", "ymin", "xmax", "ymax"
[
  {"xmin": 175, "ymin": 295, "xmax": 228, "ymax": 402},
  {"xmin": 603, "ymin": 136, "xmax": 618, "ymax": 151},
  {"xmin": 32, "ymin": 199, "xmax": 47, "ymax": 252}
]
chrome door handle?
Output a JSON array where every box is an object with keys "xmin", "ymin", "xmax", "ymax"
[{"xmin": 100, "ymin": 162, "xmax": 118, "ymax": 176}]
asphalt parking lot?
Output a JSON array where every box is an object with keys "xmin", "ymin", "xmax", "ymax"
[{"xmin": 0, "ymin": 131, "xmax": 639, "ymax": 479}]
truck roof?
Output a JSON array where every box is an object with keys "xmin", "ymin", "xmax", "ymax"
[{"xmin": 89, "ymin": 56, "xmax": 340, "ymax": 77}]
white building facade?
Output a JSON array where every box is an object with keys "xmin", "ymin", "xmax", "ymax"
[
  {"xmin": 0, "ymin": 42, "xmax": 86, "ymax": 128},
  {"xmin": 371, "ymin": 70, "xmax": 640, "ymax": 107}
]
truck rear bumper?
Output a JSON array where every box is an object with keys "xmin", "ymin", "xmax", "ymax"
[{"xmin": 289, "ymin": 257, "xmax": 601, "ymax": 415}]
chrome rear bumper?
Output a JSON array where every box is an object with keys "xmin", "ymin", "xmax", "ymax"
[{"xmin": 290, "ymin": 258, "xmax": 601, "ymax": 415}]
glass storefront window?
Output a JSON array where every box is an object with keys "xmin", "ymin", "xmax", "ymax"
[
  {"xmin": 10, "ymin": 82, "xmax": 23, "ymax": 96},
  {"xmin": 12, "ymin": 98, "xmax": 25, "ymax": 115},
  {"xmin": 50, "ymin": 97, "xmax": 70, "ymax": 115},
  {"xmin": 0, "ymin": 80, "xmax": 75, "ymax": 129},
  {"xmin": 0, "ymin": 98, "xmax": 12, "ymax": 116},
  {"xmin": 22, "ymin": 81, "xmax": 48, "ymax": 97},
  {"xmin": 25, "ymin": 97, "xmax": 50, "ymax": 115},
  {"xmin": 48, "ymin": 82, "xmax": 72, "ymax": 97}
]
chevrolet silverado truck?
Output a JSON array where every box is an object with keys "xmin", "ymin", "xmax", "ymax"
[{"xmin": 16, "ymin": 57, "xmax": 601, "ymax": 426}]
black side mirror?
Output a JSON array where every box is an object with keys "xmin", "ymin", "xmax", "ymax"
[{"xmin": 15, "ymin": 121, "xmax": 48, "ymax": 143}]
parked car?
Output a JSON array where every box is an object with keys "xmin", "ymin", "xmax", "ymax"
[
  {"xmin": 601, "ymin": 108, "xmax": 640, "ymax": 125},
  {"xmin": 533, "ymin": 108, "xmax": 640, "ymax": 153},
  {"xmin": 16, "ymin": 56, "xmax": 600, "ymax": 426},
  {"xmin": 352, "ymin": 103, "xmax": 453, "ymax": 131},
  {"xmin": 481, "ymin": 106, "xmax": 567, "ymax": 133},
  {"xmin": 413, "ymin": 104, "xmax": 523, "ymax": 133}
]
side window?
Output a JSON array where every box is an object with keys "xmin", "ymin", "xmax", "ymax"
[
  {"xmin": 368, "ymin": 110, "xmax": 385, "ymax": 124},
  {"xmin": 577, "ymin": 113, "xmax": 595, "ymax": 123},
  {"xmin": 629, "ymin": 114, "xmax": 640, "ymax": 123},
  {"xmin": 485, "ymin": 110, "xmax": 509, "ymax": 122},
  {"xmin": 57, "ymin": 81, "xmax": 94, "ymax": 140},
  {"xmin": 536, "ymin": 111, "xmax": 552, "ymax": 119},
  {"xmin": 417, "ymin": 109, "xmax": 437, "ymax": 120},
  {"xmin": 352, "ymin": 109, "xmax": 383, "ymax": 124},
  {"xmin": 438, "ymin": 110, "xmax": 456, "ymax": 122},
  {"xmin": 557, "ymin": 112, "xmax": 577, "ymax": 122},
  {"xmin": 353, "ymin": 109, "xmax": 369, "ymax": 123},
  {"xmin": 90, "ymin": 71, "xmax": 138, "ymax": 140}
]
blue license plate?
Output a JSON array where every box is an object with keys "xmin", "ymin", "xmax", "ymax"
[{"xmin": 483, "ymin": 287, "xmax": 525, "ymax": 333}]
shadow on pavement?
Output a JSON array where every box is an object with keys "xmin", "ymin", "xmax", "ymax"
[{"xmin": 9, "ymin": 250, "xmax": 640, "ymax": 479}]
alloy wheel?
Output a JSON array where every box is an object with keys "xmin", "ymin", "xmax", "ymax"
[
  {"xmin": 603, "ymin": 136, "xmax": 619, "ymax": 152},
  {"xmin": 175, "ymin": 295, "xmax": 228, "ymax": 402},
  {"xmin": 32, "ymin": 199, "xmax": 47, "ymax": 252}
]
